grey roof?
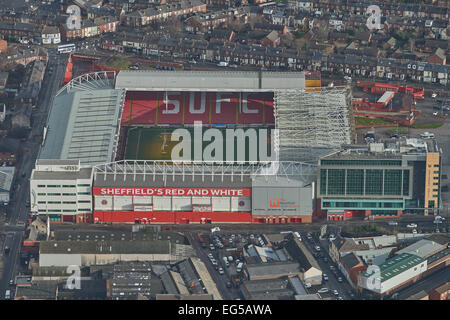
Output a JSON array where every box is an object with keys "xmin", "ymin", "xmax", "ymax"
[
  {"xmin": 396, "ymin": 239, "xmax": 446, "ymax": 258},
  {"xmin": 15, "ymin": 280, "xmax": 57, "ymax": 300},
  {"xmin": 241, "ymin": 278, "xmax": 294, "ymax": 300},
  {"xmin": 52, "ymin": 230, "xmax": 187, "ymax": 245},
  {"xmin": 40, "ymin": 240, "xmax": 171, "ymax": 255},
  {"xmin": 115, "ymin": 70, "xmax": 306, "ymax": 91},
  {"xmin": 40, "ymin": 79, "xmax": 124, "ymax": 166},
  {"xmin": 284, "ymin": 237, "xmax": 321, "ymax": 272},
  {"xmin": 341, "ymin": 252, "xmax": 362, "ymax": 269},
  {"xmin": 31, "ymin": 167, "xmax": 93, "ymax": 181},
  {"xmin": 425, "ymin": 234, "xmax": 450, "ymax": 246},
  {"xmin": 94, "ymin": 172, "xmax": 252, "ymax": 188},
  {"xmin": 36, "ymin": 159, "xmax": 80, "ymax": 166},
  {"xmin": 246, "ymin": 261, "xmax": 302, "ymax": 279}
]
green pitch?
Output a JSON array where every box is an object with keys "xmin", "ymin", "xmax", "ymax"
[{"xmin": 124, "ymin": 126, "xmax": 274, "ymax": 161}]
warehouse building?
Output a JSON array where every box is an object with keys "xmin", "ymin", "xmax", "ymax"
[
  {"xmin": 284, "ymin": 237, "xmax": 322, "ymax": 285},
  {"xmin": 359, "ymin": 253, "xmax": 427, "ymax": 296},
  {"xmin": 39, "ymin": 240, "xmax": 196, "ymax": 267},
  {"xmin": 318, "ymin": 137, "xmax": 442, "ymax": 220}
]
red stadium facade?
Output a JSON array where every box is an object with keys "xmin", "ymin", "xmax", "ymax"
[
  {"xmin": 122, "ymin": 91, "xmax": 275, "ymax": 126},
  {"xmin": 92, "ymin": 187, "xmax": 254, "ymax": 224}
]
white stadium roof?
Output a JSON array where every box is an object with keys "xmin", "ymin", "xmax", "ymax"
[
  {"xmin": 114, "ymin": 70, "xmax": 306, "ymax": 91},
  {"xmin": 40, "ymin": 72, "xmax": 124, "ymax": 166}
]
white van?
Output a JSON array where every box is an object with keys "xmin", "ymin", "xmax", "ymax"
[{"xmin": 420, "ymin": 132, "xmax": 435, "ymax": 139}]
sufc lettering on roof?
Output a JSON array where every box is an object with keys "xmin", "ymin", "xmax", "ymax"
[{"xmin": 93, "ymin": 187, "xmax": 251, "ymax": 197}]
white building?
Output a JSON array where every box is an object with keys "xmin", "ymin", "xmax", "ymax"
[
  {"xmin": 0, "ymin": 166, "xmax": 14, "ymax": 204},
  {"xmin": 29, "ymin": 160, "xmax": 93, "ymax": 223},
  {"xmin": 41, "ymin": 26, "xmax": 61, "ymax": 45},
  {"xmin": 358, "ymin": 253, "xmax": 427, "ymax": 296}
]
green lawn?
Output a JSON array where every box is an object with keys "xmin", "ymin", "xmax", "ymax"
[
  {"xmin": 106, "ymin": 57, "xmax": 132, "ymax": 70},
  {"xmin": 355, "ymin": 117, "xmax": 394, "ymax": 126},
  {"xmin": 411, "ymin": 122, "xmax": 444, "ymax": 129},
  {"xmin": 386, "ymin": 128, "xmax": 409, "ymax": 135}
]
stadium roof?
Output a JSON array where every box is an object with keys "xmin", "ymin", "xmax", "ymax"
[
  {"xmin": 40, "ymin": 72, "xmax": 124, "ymax": 166},
  {"xmin": 114, "ymin": 70, "xmax": 306, "ymax": 91}
]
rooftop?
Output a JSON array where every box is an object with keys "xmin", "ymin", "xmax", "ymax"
[
  {"xmin": 40, "ymin": 240, "xmax": 171, "ymax": 255},
  {"xmin": 40, "ymin": 73, "xmax": 122, "ymax": 166},
  {"xmin": 396, "ymin": 239, "xmax": 446, "ymax": 259},
  {"xmin": 364, "ymin": 253, "xmax": 426, "ymax": 283},
  {"xmin": 115, "ymin": 70, "xmax": 306, "ymax": 92},
  {"xmin": 246, "ymin": 261, "xmax": 302, "ymax": 280}
]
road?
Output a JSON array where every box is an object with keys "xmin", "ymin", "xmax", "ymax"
[
  {"xmin": 0, "ymin": 51, "xmax": 68, "ymax": 299},
  {"xmin": 396, "ymin": 265, "xmax": 450, "ymax": 300},
  {"xmin": 185, "ymin": 232, "xmax": 237, "ymax": 300}
]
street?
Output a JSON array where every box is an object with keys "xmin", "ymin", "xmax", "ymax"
[{"xmin": 0, "ymin": 52, "xmax": 68, "ymax": 298}]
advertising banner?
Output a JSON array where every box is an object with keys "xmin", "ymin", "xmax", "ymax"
[{"xmin": 94, "ymin": 187, "xmax": 251, "ymax": 197}]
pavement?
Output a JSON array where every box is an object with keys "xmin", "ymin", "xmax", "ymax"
[{"xmin": 0, "ymin": 51, "xmax": 68, "ymax": 299}]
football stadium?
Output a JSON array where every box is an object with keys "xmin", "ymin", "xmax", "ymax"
[{"xmin": 32, "ymin": 70, "xmax": 353, "ymax": 224}]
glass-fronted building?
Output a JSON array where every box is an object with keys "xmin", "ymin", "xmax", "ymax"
[{"xmin": 317, "ymin": 138, "xmax": 441, "ymax": 220}]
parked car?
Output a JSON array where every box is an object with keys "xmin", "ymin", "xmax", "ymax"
[
  {"xmin": 388, "ymin": 221, "xmax": 398, "ymax": 226},
  {"xmin": 337, "ymin": 277, "xmax": 343, "ymax": 283},
  {"xmin": 318, "ymin": 288, "xmax": 329, "ymax": 294},
  {"xmin": 323, "ymin": 274, "xmax": 329, "ymax": 281},
  {"xmin": 226, "ymin": 281, "xmax": 232, "ymax": 288},
  {"xmin": 333, "ymin": 290, "xmax": 339, "ymax": 296},
  {"xmin": 407, "ymin": 223, "xmax": 418, "ymax": 228},
  {"xmin": 315, "ymin": 246, "xmax": 321, "ymax": 252},
  {"xmin": 218, "ymin": 267, "xmax": 224, "ymax": 275}
]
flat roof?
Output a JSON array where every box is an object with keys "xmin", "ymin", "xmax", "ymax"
[
  {"xmin": 40, "ymin": 240, "xmax": 170, "ymax": 255},
  {"xmin": 94, "ymin": 172, "xmax": 252, "ymax": 188},
  {"xmin": 246, "ymin": 261, "xmax": 302, "ymax": 278},
  {"xmin": 40, "ymin": 79, "xmax": 124, "ymax": 166},
  {"xmin": 396, "ymin": 239, "xmax": 445, "ymax": 258},
  {"xmin": 31, "ymin": 167, "xmax": 93, "ymax": 181},
  {"xmin": 115, "ymin": 70, "xmax": 306, "ymax": 91},
  {"xmin": 377, "ymin": 91, "xmax": 395, "ymax": 104},
  {"xmin": 364, "ymin": 253, "xmax": 425, "ymax": 283},
  {"xmin": 36, "ymin": 159, "xmax": 80, "ymax": 166}
]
